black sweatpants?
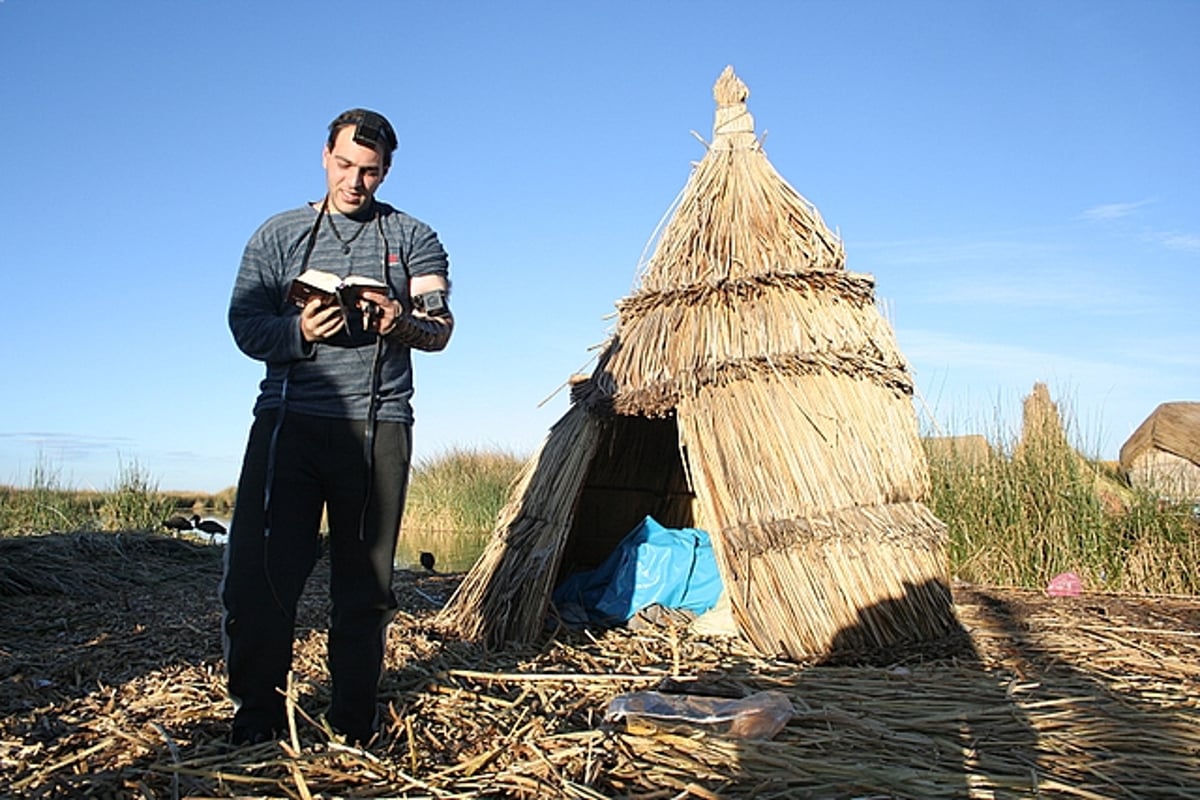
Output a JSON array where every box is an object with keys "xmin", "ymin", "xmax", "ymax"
[{"xmin": 220, "ymin": 409, "xmax": 412, "ymax": 741}]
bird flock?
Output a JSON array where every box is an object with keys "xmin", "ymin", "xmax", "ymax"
[
  {"xmin": 161, "ymin": 513, "xmax": 227, "ymax": 541},
  {"xmin": 162, "ymin": 517, "xmax": 436, "ymax": 570}
]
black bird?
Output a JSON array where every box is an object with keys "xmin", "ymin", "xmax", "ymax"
[
  {"xmin": 419, "ymin": 551, "xmax": 436, "ymax": 572},
  {"xmin": 192, "ymin": 515, "xmax": 228, "ymax": 538},
  {"xmin": 162, "ymin": 515, "xmax": 193, "ymax": 536}
]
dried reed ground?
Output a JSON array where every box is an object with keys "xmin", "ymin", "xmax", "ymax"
[{"xmin": 2, "ymin": 532, "xmax": 1199, "ymax": 799}]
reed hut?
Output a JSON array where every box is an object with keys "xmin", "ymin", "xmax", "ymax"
[
  {"xmin": 1119, "ymin": 402, "xmax": 1200, "ymax": 502},
  {"xmin": 436, "ymin": 67, "xmax": 957, "ymax": 659},
  {"xmin": 923, "ymin": 434, "xmax": 994, "ymax": 468}
]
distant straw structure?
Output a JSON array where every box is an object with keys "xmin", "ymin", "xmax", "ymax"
[
  {"xmin": 1015, "ymin": 381, "xmax": 1072, "ymax": 460},
  {"xmin": 1119, "ymin": 401, "xmax": 1200, "ymax": 501},
  {"xmin": 438, "ymin": 66, "xmax": 956, "ymax": 657}
]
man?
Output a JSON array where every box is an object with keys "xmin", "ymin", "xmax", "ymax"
[{"xmin": 222, "ymin": 108, "xmax": 453, "ymax": 746}]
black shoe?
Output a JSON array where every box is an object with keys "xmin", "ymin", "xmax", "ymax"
[
  {"xmin": 325, "ymin": 711, "xmax": 376, "ymax": 747},
  {"xmin": 227, "ymin": 724, "xmax": 281, "ymax": 747},
  {"xmin": 329, "ymin": 723, "xmax": 375, "ymax": 747}
]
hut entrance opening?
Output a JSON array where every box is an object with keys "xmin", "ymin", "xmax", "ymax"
[{"xmin": 554, "ymin": 413, "xmax": 696, "ymax": 586}]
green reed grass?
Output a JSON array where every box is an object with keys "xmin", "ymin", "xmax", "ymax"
[
  {"xmin": 404, "ymin": 447, "xmax": 525, "ymax": 534},
  {"xmin": 925, "ymin": 431, "xmax": 1199, "ymax": 595},
  {"xmin": 0, "ymin": 456, "xmax": 96, "ymax": 534},
  {"xmin": 1, "ymin": 457, "xmax": 214, "ymax": 536},
  {"xmin": 97, "ymin": 458, "xmax": 178, "ymax": 533},
  {"xmin": 4, "ymin": 431, "xmax": 1195, "ymax": 597}
]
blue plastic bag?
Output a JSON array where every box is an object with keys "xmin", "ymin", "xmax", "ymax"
[{"xmin": 553, "ymin": 516, "xmax": 723, "ymax": 624}]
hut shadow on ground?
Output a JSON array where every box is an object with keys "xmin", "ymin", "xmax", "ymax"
[
  {"xmin": 946, "ymin": 586, "xmax": 1200, "ymax": 797},
  {"xmin": 793, "ymin": 579, "xmax": 1041, "ymax": 798},
  {"xmin": 788, "ymin": 578, "xmax": 1200, "ymax": 798}
]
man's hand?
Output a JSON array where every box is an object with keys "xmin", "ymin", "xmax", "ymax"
[
  {"xmin": 355, "ymin": 280, "xmax": 453, "ymax": 351},
  {"xmin": 358, "ymin": 288, "xmax": 401, "ymax": 335},
  {"xmin": 299, "ymin": 297, "xmax": 345, "ymax": 342}
]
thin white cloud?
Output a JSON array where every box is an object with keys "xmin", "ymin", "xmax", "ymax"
[
  {"xmin": 0, "ymin": 432, "xmax": 134, "ymax": 462},
  {"xmin": 914, "ymin": 271, "xmax": 1146, "ymax": 312},
  {"xmin": 859, "ymin": 229, "xmax": 1170, "ymax": 314},
  {"xmin": 1079, "ymin": 199, "xmax": 1155, "ymax": 221},
  {"xmin": 1150, "ymin": 231, "xmax": 1200, "ymax": 252},
  {"xmin": 854, "ymin": 237, "xmax": 1069, "ymax": 267},
  {"xmin": 1112, "ymin": 335, "xmax": 1200, "ymax": 369},
  {"xmin": 901, "ymin": 330, "xmax": 1097, "ymax": 374},
  {"xmin": 877, "ymin": 259, "xmax": 1156, "ymax": 315},
  {"xmin": 1072, "ymin": 200, "xmax": 1198, "ymax": 254},
  {"xmin": 0, "ymin": 431, "xmax": 133, "ymax": 446}
]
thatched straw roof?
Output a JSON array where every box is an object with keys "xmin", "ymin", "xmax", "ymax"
[
  {"xmin": 1120, "ymin": 402, "xmax": 1200, "ymax": 471},
  {"xmin": 588, "ymin": 67, "xmax": 906, "ymax": 418},
  {"xmin": 438, "ymin": 67, "xmax": 955, "ymax": 659},
  {"xmin": 1119, "ymin": 401, "xmax": 1200, "ymax": 500}
]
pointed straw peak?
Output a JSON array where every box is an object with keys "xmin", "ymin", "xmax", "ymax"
[
  {"xmin": 712, "ymin": 66, "xmax": 755, "ymax": 143},
  {"xmin": 714, "ymin": 65, "xmax": 749, "ymax": 106},
  {"xmin": 1016, "ymin": 381, "xmax": 1071, "ymax": 458}
]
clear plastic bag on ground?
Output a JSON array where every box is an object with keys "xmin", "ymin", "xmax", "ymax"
[{"xmin": 603, "ymin": 689, "xmax": 794, "ymax": 740}]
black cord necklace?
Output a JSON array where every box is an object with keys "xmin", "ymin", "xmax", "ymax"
[{"xmin": 325, "ymin": 202, "xmax": 372, "ymax": 254}]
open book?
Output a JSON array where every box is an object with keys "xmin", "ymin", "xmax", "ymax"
[
  {"xmin": 287, "ymin": 269, "xmax": 389, "ymax": 335},
  {"xmin": 286, "ymin": 269, "xmax": 388, "ymax": 307}
]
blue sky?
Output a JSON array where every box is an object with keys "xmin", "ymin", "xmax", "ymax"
[{"xmin": 1, "ymin": 1, "xmax": 1196, "ymax": 492}]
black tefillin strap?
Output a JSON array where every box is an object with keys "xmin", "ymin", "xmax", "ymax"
[
  {"xmin": 358, "ymin": 214, "xmax": 398, "ymax": 542},
  {"xmin": 262, "ymin": 203, "xmax": 327, "ymax": 541},
  {"xmin": 259, "ymin": 205, "xmax": 328, "ymax": 617}
]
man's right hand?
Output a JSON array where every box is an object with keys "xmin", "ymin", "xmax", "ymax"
[{"xmin": 299, "ymin": 297, "xmax": 345, "ymax": 342}]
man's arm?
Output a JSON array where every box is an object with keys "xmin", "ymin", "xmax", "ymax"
[
  {"xmin": 361, "ymin": 273, "xmax": 454, "ymax": 352},
  {"xmin": 228, "ymin": 238, "xmax": 313, "ymax": 363}
]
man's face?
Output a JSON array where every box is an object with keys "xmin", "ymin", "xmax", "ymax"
[{"xmin": 322, "ymin": 125, "xmax": 388, "ymax": 215}]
